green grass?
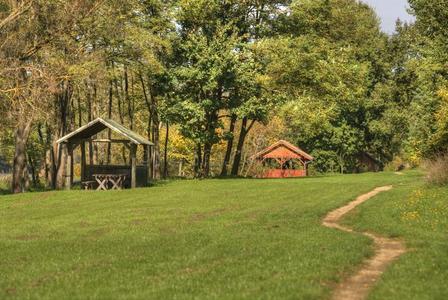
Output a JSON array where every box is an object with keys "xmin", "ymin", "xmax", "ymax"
[
  {"xmin": 0, "ymin": 172, "xmax": 436, "ymax": 299},
  {"xmin": 343, "ymin": 173, "xmax": 448, "ymax": 300}
]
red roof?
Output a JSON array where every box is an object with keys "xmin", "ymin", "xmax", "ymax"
[{"xmin": 254, "ymin": 140, "xmax": 313, "ymax": 161}]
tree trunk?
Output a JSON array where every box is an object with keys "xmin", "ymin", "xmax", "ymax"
[
  {"xmin": 178, "ymin": 160, "xmax": 183, "ymax": 177},
  {"xmin": 55, "ymin": 80, "xmax": 73, "ymax": 189},
  {"xmin": 231, "ymin": 117, "xmax": 247, "ymax": 176},
  {"xmin": 47, "ymin": 125, "xmax": 57, "ymax": 190},
  {"xmin": 148, "ymin": 83, "xmax": 161, "ymax": 180},
  {"xmin": 114, "ymin": 77, "xmax": 127, "ymax": 164},
  {"xmin": 152, "ymin": 119, "xmax": 161, "ymax": 179},
  {"xmin": 92, "ymin": 82, "xmax": 99, "ymax": 164},
  {"xmin": 201, "ymin": 110, "xmax": 219, "ymax": 177},
  {"xmin": 221, "ymin": 114, "xmax": 237, "ymax": 176},
  {"xmin": 125, "ymin": 66, "xmax": 134, "ymax": 130},
  {"xmin": 28, "ymin": 152, "xmax": 38, "ymax": 186},
  {"xmin": 11, "ymin": 120, "xmax": 32, "ymax": 193},
  {"xmin": 139, "ymin": 74, "xmax": 161, "ymax": 179},
  {"xmin": 163, "ymin": 122, "xmax": 169, "ymax": 179},
  {"xmin": 43, "ymin": 80, "xmax": 74, "ymax": 190},
  {"xmin": 37, "ymin": 124, "xmax": 50, "ymax": 187},
  {"xmin": 86, "ymin": 81, "xmax": 94, "ymax": 167},
  {"xmin": 202, "ymin": 142, "xmax": 212, "ymax": 177},
  {"xmin": 231, "ymin": 117, "xmax": 255, "ymax": 176},
  {"xmin": 77, "ymin": 97, "xmax": 87, "ymax": 181},
  {"xmin": 139, "ymin": 74, "xmax": 153, "ymax": 179},
  {"xmin": 194, "ymin": 144, "xmax": 202, "ymax": 177},
  {"xmin": 56, "ymin": 143, "xmax": 67, "ymax": 188},
  {"xmin": 106, "ymin": 80, "xmax": 113, "ymax": 164},
  {"xmin": 339, "ymin": 157, "xmax": 345, "ymax": 174}
]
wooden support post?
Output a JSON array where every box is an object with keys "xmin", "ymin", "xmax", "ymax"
[
  {"xmin": 130, "ymin": 144, "xmax": 137, "ymax": 188},
  {"xmin": 178, "ymin": 159, "xmax": 183, "ymax": 177},
  {"xmin": 81, "ymin": 141, "xmax": 86, "ymax": 182},
  {"xmin": 149, "ymin": 145, "xmax": 154, "ymax": 180},
  {"xmin": 146, "ymin": 145, "xmax": 151, "ymax": 186},
  {"xmin": 66, "ymin": 143, "xmax": 73, "ymax": 190}
]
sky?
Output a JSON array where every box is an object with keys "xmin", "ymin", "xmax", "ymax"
[{"xmin": 361, "ymin": 0, "xmax": 415, "ymax": 34}]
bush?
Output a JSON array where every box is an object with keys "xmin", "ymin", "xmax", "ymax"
[
  {"xmin": 245, "ymin": 161, "xmax": 271, "ymax": 178},
  {"xmin": 384, "ymin": 156, "xmax": 407, "ymax": 172},
  {"xmin": 423, "ymin": 154, "xmax": 448, "ymax": 185},
  {"xmin": 0, "ymin": 174, "xmax": 11, "ymax": 191}
]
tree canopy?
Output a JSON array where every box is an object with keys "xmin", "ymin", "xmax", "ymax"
[{"xmin": 1, "ymin": 0, "xmax": 447, "ymax": 192}]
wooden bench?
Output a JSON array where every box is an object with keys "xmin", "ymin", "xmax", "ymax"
[{"xmin": 93, "ymin": 174, "xmax": 127, "ymax": 190}]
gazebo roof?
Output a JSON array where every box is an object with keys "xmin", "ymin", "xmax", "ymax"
[
  {"xmin": 56, "ymin": 118, "xmax": 153, "ymax": 146},
  {"xmin": 254, "ymin": 140, "xmax": 313, "ymax": 161}
]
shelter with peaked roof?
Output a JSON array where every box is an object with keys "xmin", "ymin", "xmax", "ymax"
[
  {"xmin": 56, "ymin": 118, "xmax": 153, "ymax": 189},
  {"xmin": 253, "ymin": 140, "xmax": 313, "ymax": 178}
]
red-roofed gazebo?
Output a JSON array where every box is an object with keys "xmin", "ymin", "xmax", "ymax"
[{"xmin": 254, "ymin": 140, "xmax": 313, "ymax": 178}]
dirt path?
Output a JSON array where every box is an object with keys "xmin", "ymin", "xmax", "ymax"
[{"xmin": 322, "ymin": 186, "xmax": 406, "ymax": 300}]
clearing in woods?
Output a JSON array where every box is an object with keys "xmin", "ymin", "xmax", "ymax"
[{"xmin": 1, "ymin": 171, "xmax": 447, "ymax": 299}]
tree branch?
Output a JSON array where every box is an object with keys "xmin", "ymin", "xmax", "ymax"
[
  {"xmin": 0, "ymin": 0, "xmax": 33, "ymax": 32},
  {"xmin": 246, "ymin": 119, "xmax": 256, "ymax": 133}
]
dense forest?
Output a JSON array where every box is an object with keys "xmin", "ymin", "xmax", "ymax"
[{"xmin": 1, "ymin": 0, "xmax": 447, "ymax": 193}]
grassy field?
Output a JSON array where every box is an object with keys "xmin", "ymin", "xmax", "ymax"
[
  {"xmin": 343, "ymin": 175, "xmax": 448, "ymax": 300},
  {"xmin": 0, "ymin": 172, "xmax": 444, "ymax": 299}
]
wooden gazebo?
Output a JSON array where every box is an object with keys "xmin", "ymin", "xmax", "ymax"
[
  {"xmin": 56, "ymin": 118, "xmax": 153, "ymax": 190},
  {"xmin": 254, "ymin": 140, "xmax": 313, "ymax": 178}
]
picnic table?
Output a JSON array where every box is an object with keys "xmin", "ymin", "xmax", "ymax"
[{"xmin": 93, "ymin": 174, "xmax": 127, "ymax": 190}]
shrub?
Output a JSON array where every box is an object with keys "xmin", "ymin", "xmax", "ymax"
[
  {"xmin": 245, "ymin": 161, "xmax": 271, "ymax": 178},
  {"xmin": 423, "ymin": 154, "xmax": 448, "ymax": 185},
  {"xmin": 384, "ymin": 156, "xmax": 407, "ymax": 172},
  {"xmin": 0, "ymin": 174, "xmax": 11, "ymax": 191}
]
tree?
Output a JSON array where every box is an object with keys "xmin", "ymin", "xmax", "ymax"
[
  {"xmin": 173, "ymin": 25, "xmax": 238, "ymax": 176},
  {"xmin": 172, "ymin": 0, "xmax": 289, "ymax": 177},
  {"xmin": 1, "ymin": 0, "xmax": 176, "ymax": 191},
  {"xmin": 0, "ymin": 0, "xmax": 105, "ymax": 192},
  {"xmin": 404, "ymin": 0, "xmax": 448, "ymax": 157}
]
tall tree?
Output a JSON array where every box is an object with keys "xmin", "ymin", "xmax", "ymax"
[
  {"xmin": 0, "ymin": 0, "xmax": 103, "ymax": 192},
  {"xmin": 262, "ymin": 0, "xmax": 392, "ymax": 173}
]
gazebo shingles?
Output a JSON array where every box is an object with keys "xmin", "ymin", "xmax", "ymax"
[
  {"xmin": 56, "ymin": 118, "xmax": 153, "ymax": 145},
  {"xmin": 254, "ymin": 140, "xmax": 313, "ymax": 161}
]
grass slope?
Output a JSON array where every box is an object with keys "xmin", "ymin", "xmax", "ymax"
[
  {"xmin": 343, "ymin": 174, "xmax": 448, "ymax": 300},
  {"xmin": 0, "ymin": 172, "xmax": 420, "ymax": 299}
]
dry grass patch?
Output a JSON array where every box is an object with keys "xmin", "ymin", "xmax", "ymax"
[{"xmin": 423, "ymin": 154, "xmax": 448, "ymax": 185}]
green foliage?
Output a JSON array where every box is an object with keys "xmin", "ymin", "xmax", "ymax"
[
  {"xmin": 390, "ymin": 1, "xmax": 448, "ymax": 160},
  {"xmin": 261, "ymin": 0, "xmax": 391, "ymax": 172},
  {"xmin": 173, "ymin": 22, "xmax": 240, "ymax": 143},
  {"xmin": 410, "ymin": 0, "xmax": 448, "ymax": 41},
  {"xmin": 384, "ymin": 156, "xmax": 407, "ymax": 172},
  {"xmin": 2, "ymin": 0, "xmax": 448, "ymax": 183}
]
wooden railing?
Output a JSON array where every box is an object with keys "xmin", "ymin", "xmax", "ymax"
[{"xmin": 263, "ymin": 169, "xmax": 306, "ymax": 178}]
